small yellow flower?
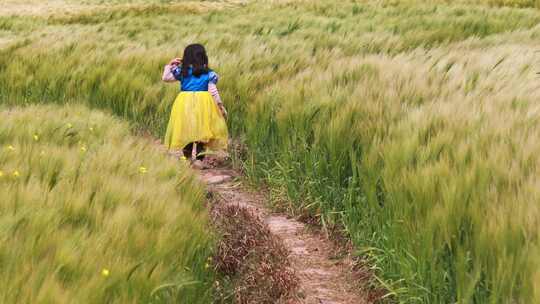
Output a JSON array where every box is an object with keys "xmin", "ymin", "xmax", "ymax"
[
  {"xmin": 7, "ymin": 145, "xmax": 15, "ymax": 151},
  {"xmin": 181, "ymin": 156, "xmax": 187, "ymax": 161},
  {"xmin": 101, "ymin": 268, "xmax": 110, "ymax": 277},
  {"xmin": 89, "ymin": 127, "xmax": 94, "ymax": 132},
  {"xmin": 67, "ymin": 123, "xmax": 73, "ymax": 128},
  {"xmin": 205, "ymin": 263, "xmax": 210, "ymax": 269},
  {"xmin": 80, "ymin": 146, "xmax": 87, "ymax": 152},
  {"xmin": 139, "ymin": 166, "xmax": 147, "ymax": 174},
  {"xmin": 33, "ymin": 134, "xmax": 39, "ymax": 141},
  {"xmin": 12, "ymin": 170, "xmax": 20, "ymax": 177},
  {"xmin": 0, "ymin": 170, "xmax": 4, "ymax": 177}
]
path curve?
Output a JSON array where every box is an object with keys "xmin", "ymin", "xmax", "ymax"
[{"xmin": 199, "ymin": 167, "xmax": 367, "ymax": 304}]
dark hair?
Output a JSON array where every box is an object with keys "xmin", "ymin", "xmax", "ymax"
[{"xmin": 182, "ymin": 43, "xmax": 209, "ymax": 78}]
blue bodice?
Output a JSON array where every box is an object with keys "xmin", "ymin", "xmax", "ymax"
[{"xmin": 171, "ymin": 66, "xmax": 218, "ymax": 91}]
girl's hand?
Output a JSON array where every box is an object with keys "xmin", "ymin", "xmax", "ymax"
[
  {"xmin": 169, "ymin": 58, "xmax": 182, "ymax": 66},
  {"xmin": 218, "ymin": 104, "xmax": 228, "ymax": 120}
]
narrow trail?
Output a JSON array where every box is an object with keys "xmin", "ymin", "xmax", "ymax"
[{"xmin": 199, "ymin": 167, "xmax": 367, "ymax": 304}]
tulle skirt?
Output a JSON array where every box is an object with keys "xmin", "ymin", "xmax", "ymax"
[{"xmin": 164, "ymin": 91, "xmax": 228, "ymax": 151}]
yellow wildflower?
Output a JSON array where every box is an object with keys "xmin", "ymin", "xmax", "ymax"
[
  {"xmin": 181, "ymin": 156, "xmax": 187, "ymax": 161},
  {"xmin": 67, "ymin": 123, "xmax": 73, "ymax": 128},
  {"xmin": 0, "ymin": 170, "xmax": 4, "ymax": 177},
  {"xmin": 139, "ymin": 166, "xmax": 148, "ymax": 174},
  {"xmin": 101, "ymin": 268, "xmax": 110, "ymax": 277},
  {"xmin": 13, "ymin": 170, "xmax": 20, "ymax": 177},
  {"xmin": 80, "ymin": 146, "xmax": 87, "ymax": 152},
  {"xmin": 89, "ymin": 127, "xmax": 94, "ymax": 132},
  {"xmin": 33, "ymin": 134, "xmax": 39, "ymax": 141},
  {"xmin": 205, "ymin": 263, "xmax": 210, "ymax": 269},
  {"xmin": 7, "ymin": 145, "xmax": 15, "ymax": 151}
]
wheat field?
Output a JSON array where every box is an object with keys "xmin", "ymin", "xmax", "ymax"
[
  {"xmin": 0, "ymin": 105, "xmax": 215, "ymax": 303},
  {"xmin": 1, "ymin": 0, "xmax": 540, "ymax": 302}
]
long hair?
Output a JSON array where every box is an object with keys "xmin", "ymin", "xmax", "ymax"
[{"xmin": 181, "ymin": 43, "xmax": 209, "ymax": 78}]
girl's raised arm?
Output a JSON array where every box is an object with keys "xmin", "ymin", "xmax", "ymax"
[
  {"xmin": 162, "ymin": 64, "xmax": 176, "ymax": 82},
  {"xmin": 162, "ymin": 58, "xmax": 182, "ymax": 83}
]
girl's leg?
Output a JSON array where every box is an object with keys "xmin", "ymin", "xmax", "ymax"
[
  {"xmin": 183, "ymin": 143, "xmax": 193, "ymax": 159},
  {"xmin": 196, "ymin": 142, "xmax": 205, "ymax": 160},
  {"xmin": 190, "ymin": 142, "xmax": 210, "ymax": 169},
  {"xmin": 191, "ymin": 142, "xmax": 198, "ymax": 160}
]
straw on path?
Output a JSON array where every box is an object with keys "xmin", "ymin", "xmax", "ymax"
[{"xmin": 199, "ymin": 167, "xmax": 367, "ymax": 304}]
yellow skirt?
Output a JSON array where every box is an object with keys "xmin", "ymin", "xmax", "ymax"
[{"xmin": 164, "ymin": 91, "xmax": 228, "ymax": 151}]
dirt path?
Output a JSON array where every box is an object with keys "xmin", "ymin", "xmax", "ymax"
[{"xmin": 199, "ymin": 167, "xmax": 367, "ymax": 304}]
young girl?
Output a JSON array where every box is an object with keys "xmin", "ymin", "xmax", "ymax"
[{"xmin": 162, "ymin": 44, "xmax": 228, "ymax": 162}]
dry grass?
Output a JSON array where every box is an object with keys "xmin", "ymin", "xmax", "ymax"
[{"xmin": 211, "ymin": 203, "xmax": 298, "ymax": 304}]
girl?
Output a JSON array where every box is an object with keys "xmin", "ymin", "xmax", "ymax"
[{"xmin": 162, "ymin": 44, "xmax": 228, "ymax": 163}]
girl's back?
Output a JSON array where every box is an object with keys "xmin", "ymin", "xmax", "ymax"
[
  {"xmin": 162, "ymin": 43, "xmax": 228, "ymax": 159},
  {"xmin": 171, "ymin": 66, "xmax": 219, "ymax": 92}
]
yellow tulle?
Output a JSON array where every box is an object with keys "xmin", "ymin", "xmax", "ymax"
[{"xmin": 164, "ymin": 92, "xmax": 228, "ymax": 151}]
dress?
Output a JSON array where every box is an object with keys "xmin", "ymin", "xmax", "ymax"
[{"xmin": 163, "ymin": 66, "xmax": 228, "ymax": 151}]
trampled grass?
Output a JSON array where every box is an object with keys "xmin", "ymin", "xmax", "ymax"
[
  {"xmin": 1, "ymin": 0, "xmax": 540, "ymax": 302},
  {"xmin": 0, "ymin": 105, "xmax": 215, "ymax": 303}
]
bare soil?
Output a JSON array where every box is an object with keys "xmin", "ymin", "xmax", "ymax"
[{"xmin": 200, "ymin": 167, "xmax": 368, "ymax": 304}]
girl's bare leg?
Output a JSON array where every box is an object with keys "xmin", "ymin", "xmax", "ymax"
[{"xmin": 191, "ymin": 142, "xmax": 198, "ymax": 161}]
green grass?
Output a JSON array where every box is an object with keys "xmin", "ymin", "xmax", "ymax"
[
  {"xmin": 0, "ymin": 104, "xmax": 215, "ymax": 303},
  {"xmin": 1, "ymin": 0, "xmax": 540, "ymax": 302}
]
